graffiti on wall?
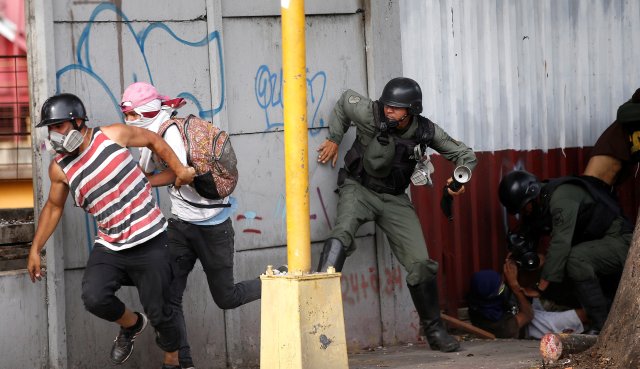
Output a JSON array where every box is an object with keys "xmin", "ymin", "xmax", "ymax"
[
  {"xmin": 51, "ymin": 4, "xmax": 334, "ymax": 252},
  {"xmin": 55, "ymin": 3, "xmax": 224, "ymax": 121},
  {"xmin": 255, "ymin": 65, "xmax": 327, "ymax": 135},
  {"xmin": 340, "ymin": 266, "xmax": 404, "ymax": 306},
  {"xmin": 53, "ymin": 3, "xmax": 225, "ymax": 252},
  {"xmin": 235, "ymin": 186, "xmax": 333, "ymax": 236}
]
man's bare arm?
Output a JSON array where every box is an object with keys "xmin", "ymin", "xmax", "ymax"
[
  {"xmin": 145, "ymin": 170, "xmax": 177, "ymax": 187},
  {"xmin": 504, "ymin": 259, "xmax": 534, "ymax": 328},
  {"xmin": 101, "ymin": 123, "xmax": 195, "ymax": 186},
  {"xmin": 27, "ymin": 162, "xmax": 69, "ymax": 282}
]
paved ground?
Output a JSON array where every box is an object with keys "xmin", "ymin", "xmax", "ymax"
[{"xmin": 348, "ymin": 338, "xmax": 544, "ymax": 369}]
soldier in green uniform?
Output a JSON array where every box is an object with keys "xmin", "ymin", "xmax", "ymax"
[
  {"xmin": 316, "ymin": 77, "xmax": 477, "ymax": 352},
  {"xmin": 498, "ymin": 170, "xmax": 632, "ymax": 334}
]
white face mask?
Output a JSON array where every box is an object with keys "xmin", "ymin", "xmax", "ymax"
[
  {"xmin": 49, "ymin": 129, "xmax": 84, "ymax": 154},
  {"xmin": 126, "ymin": 108, "xmax": 172, "ymax": 131}
]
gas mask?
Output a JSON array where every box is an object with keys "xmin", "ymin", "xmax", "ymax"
[
  {"xmin": 410, "ymin": 145, "xmax": 434, "ymax": 186},
  {"xmin": 48, "ymin": 128, "xmax": 84, "ymax": 154}
]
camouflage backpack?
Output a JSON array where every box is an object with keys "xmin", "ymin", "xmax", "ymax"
[{"xmin": 158, "ymin": 114, "xmax": 238, "ymax": 207}]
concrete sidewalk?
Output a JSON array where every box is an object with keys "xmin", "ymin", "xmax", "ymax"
[{"xmin": 348, "ymin": 338, "xmax": 543, "ymax": 369}]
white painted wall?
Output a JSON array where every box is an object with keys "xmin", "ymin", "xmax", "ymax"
[{"xmin": 401, "ymin": 0, "xmax": 640, "ymax": 153}]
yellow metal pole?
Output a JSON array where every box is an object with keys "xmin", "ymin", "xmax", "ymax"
[
  {"xmin": 260, "ymin": 2, "xmax": 347, "ymax": 367},
  {"xmin": 281, "ymin": 0, "xmax": 310, "ymax": 274}
]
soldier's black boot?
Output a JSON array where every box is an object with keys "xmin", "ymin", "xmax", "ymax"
[
  {"xmin": 575, "ymin": 278, "xmax": 609, "ymax": 334},
  {"xmin": 316, "ymin": 238, "xmax": 347, "ymax": 272},
  {"xmin": 408, "ymin": 279, "xmax": 460, "ymax": 352}
]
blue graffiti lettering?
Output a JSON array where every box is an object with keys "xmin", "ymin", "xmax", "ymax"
[
  {"xmin": 254, "ymin": 65, "xmax": 326, "ymax": 136},
  {"xmin": 57, "ymin": 2, "xmax": 224, "ymax": 121}
]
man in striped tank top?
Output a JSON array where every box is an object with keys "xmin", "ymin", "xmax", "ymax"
[{"xmin": 27, "ymin": 93, "xmax": 196, "ymax": 368}]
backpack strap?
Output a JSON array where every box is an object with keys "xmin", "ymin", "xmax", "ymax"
[
  {"xmin": 158, "ymin": 115, "xmax": 196, "ymax": 164},
  {"xmin": 372, "ymin": 100, "xmax": 385, "ymax": 130},
  {"xmin": 172, "ymin": 187, "xmax": 231, "ymax": 208},
  {"xmin": 158, "ymin": 118, "xmax": 183, "ymax": 138}
]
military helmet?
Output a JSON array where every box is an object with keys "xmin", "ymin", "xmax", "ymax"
[
  {"xmin": 37, "ymin": 93, "xmax": 88, "ymax": 128},
  {"xmin": 498, "ymin": 170, "xmax": 541, "ymax": 214},
  {"xmin": 379, "ymin": 77, "xmax": 423, "ymax": 115}
]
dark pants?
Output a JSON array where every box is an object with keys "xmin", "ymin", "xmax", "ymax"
[
  {"xmin": 329, "ymin": 178, "xmax": 439, "ymax": 286},
  {"xmin": 167, "ymin": 217, "xmax": 261, "ymax": 364},
  {"xmin": 81, "ymin": 232, "xmax": 178, "ymax": 352}
]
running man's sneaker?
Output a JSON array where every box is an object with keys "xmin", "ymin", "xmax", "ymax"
[{"xmin": 110, "ymin": 312, "xmax": 149, "ymax": 364}]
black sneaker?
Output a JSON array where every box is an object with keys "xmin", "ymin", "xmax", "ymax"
[{"xmin": 110, "ymin": 312, "xmax": 148, "ymax": 364}]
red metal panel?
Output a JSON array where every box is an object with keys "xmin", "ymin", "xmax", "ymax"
[{"xmin": 411, "ymin": 148, "xmax": 640, "ymax": 316}]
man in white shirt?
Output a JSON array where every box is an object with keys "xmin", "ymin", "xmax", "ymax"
[{"xmin": 121, "ymin": 82, "xmax": 261, "ymax": 369}]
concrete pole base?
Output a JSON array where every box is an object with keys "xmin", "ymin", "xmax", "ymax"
[{"xmin": 260, "ymin": 270, "xmax": 348, "ymax": 369}]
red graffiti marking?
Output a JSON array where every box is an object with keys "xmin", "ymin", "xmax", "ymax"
[
  {"xmin": 383, "ymin": 267, "xmax": 403, "ymax": 295},
  {"xmin": 340, "ymin": 266, "xmax": 403, "ymax": 306},
  {"xmin": 237, "ymin": 215, "xmax": 263, "ymax": 221},
  {"xmin": 242, "ymin": 229, "xmax": 262, "ymax": 234},
  {"xmin": 369, "ymin": 266, "xmax": 379, "ymax": 293},
  {"xmin": 237, "ymin": 214, "xmax": 263, "ymax": 234}
]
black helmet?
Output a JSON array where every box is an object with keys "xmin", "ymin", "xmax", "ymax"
[
  {"xmin": 37, "ymin": 93, "xmax": 88, "ymax": 128},
  {"xmin": 379, "ymin": 77, "xmax": 423, "ymax": 115},
  {"xmin": 498, "ymin": 170, "xmax": 541, "ymax": 214}
]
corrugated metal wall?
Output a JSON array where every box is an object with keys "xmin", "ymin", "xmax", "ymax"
[
  {"xmin": 401, "ymin": 0, "xmax": 640, "ymax": 315},
  {"xmin": 401, "ymin": 0, "xmax": 640, "ymax": 152}
]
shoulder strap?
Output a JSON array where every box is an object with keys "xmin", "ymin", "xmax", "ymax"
[
  {"xmin": 158, "ymin": 118, "xmax": 182, "ymax": 138},
  {"xmin": 158, "ymin": 115, "xmax": 195, "ymax": 165},
  {"xmin": 415, "ymin": 116, "xmax": 435, "ymax": 146},
  {"xmin": 372, "ymin": 101, "xmax": 385, "ymax": 131},
  {"xmin": 541, "ymin": 176, "xmax": 621, "ymax": 216}
]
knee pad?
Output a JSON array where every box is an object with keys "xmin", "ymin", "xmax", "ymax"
[{"xmin": 406, "ymin": 259, "xmax": 439, "ymax": 286}]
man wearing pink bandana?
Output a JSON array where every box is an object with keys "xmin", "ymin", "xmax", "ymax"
[{"xmin": 121, "ymin": 82, "xmax": 262, "ymax": 369}]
